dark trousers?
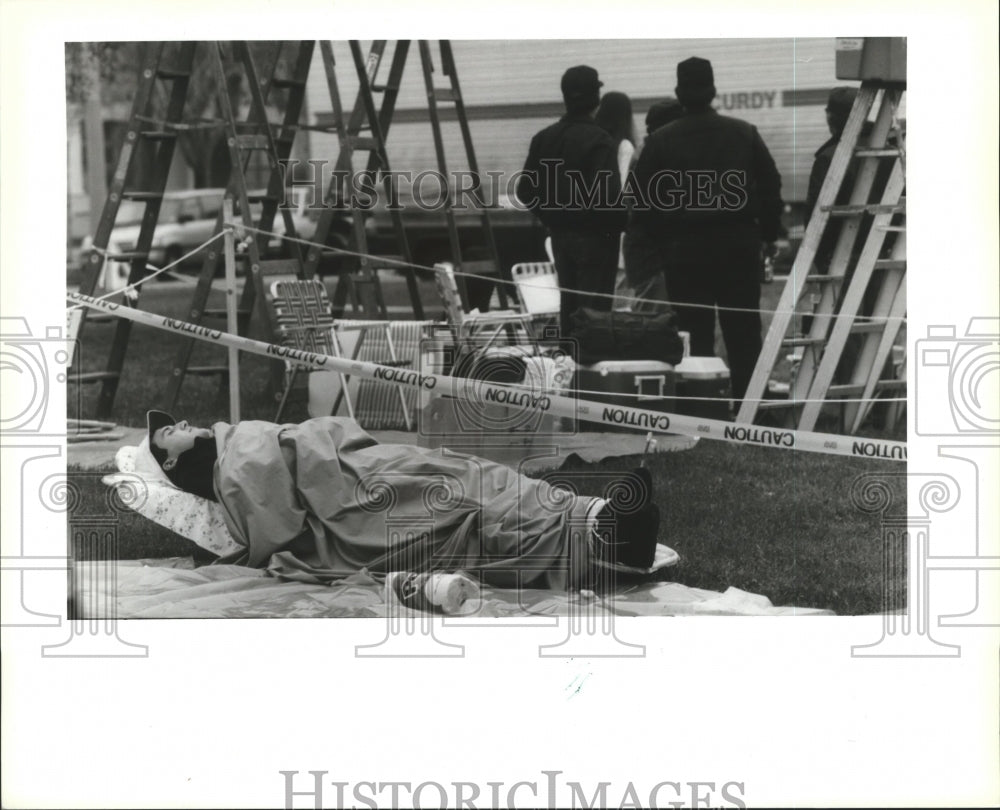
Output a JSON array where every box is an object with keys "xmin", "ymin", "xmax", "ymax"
[
  {"xmin": 665, "ymin": 227, "xmax": 763, "ymax": 402},
  {"xmin": 624, "ymin": 227, "xmax": 671, "ymax": 314},
  {"xmin": 550, "ymin": 228, "xmax": 620, "ymax": 337}
]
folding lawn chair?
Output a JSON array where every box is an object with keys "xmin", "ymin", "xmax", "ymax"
[
  {"xmin": 433, "ymin": 261, "xmax": 541, "ymax": 357},
  {"xmin": 510, "ymin": 260, "xmax": 560, "ymax": 343},
  {"xmin": 269, "ymin": 279, "xmax": 414, "ymax": 426}
]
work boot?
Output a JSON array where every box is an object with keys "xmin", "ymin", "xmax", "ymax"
[{"xmin": 594, "ymin": 467, "xmax": 660, "ymax": 569}]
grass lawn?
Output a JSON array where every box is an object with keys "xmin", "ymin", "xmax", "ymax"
[{"xmin": 67, "ymin": 275, "xmax": 907, "ymax": 615}]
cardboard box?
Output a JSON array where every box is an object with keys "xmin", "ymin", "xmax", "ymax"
[
  {"xmin": 417, "ymin": 347, "xmax": 565, "ymax": 466},
  {"xmin": 835, "ymin": 37, "xmax": 907, "ymax": 83}
]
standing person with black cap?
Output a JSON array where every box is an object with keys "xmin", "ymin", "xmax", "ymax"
[
  {"xmin": 516, "ymin": 65, "xmax": 628, "ymax": 338},
  {"xmin": 632, "ymin": 57, "xmax": 784, "ymax": 406}
]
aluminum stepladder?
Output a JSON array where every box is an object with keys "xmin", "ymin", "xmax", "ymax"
[
  {"xmin": 737, "ymin": 81, "xmax": 907, "ymax": 433},
  {"xmin": 162, "ymin": 41, "xmax": 315, "ymax": 411},
  {"xmin": 302, "ymin": 40, "xmax": 423, "ymax": 320}
]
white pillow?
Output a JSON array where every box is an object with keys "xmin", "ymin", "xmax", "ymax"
[{"xmin": 103, "ymin": 443, "xmax": 242, "ymax": 558}]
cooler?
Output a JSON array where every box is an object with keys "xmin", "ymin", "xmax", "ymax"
[
  {"xmin": 573, "ymin": 360, "xmax": 676, "ymax": 433},
  {"xmin": 673, "ymin": 357, "xmax": 731, "ymax": 420}
]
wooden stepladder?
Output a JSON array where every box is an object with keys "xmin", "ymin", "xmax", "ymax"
[
  {"xmin": 73, "ymin": 40, "xmax": 509, "ymax": 419},
  {"xmin": 301, "ymin": 41, "xmax": 508, "ymax": 318},
  {"xmin": 163, "ymin": 41, "xmax": 315, "ymax": 411},
  {"xmin": 737, "ymin": 81, "xmax": 907, "ymax": 433},
  {"xmin": 73, "ymin": 41, "xmax": 315, "ymax": 418},
  {"xmin": 302, "ymin": 40, "xmax": 424, "ymax": 320},
  {"xmin": 417, "ymin": 40, "xmax": 510, "ymax": 312},
  {"xmin": 73, "ymin": 42, "xmax": 199, "ymax": 419}
]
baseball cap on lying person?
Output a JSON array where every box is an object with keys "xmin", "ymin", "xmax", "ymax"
[
  {"xmin": 146, "ymin": 409, "xmax": 176, "ymax": 469},
  {"xmin": 561, "ymin": 65, "xmax": 603, "ymax": 104}
]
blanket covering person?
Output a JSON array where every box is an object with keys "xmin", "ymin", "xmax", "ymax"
[{"xmin": 207, "ymin": 417, "xmax": 598, "ymax": 590}]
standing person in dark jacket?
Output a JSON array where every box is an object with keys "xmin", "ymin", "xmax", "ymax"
[
  {"xmin": 516, "ymin": 66, "xmax": 627, "ymax": 337},
  {"xmin": 623, "ymin": 98, "xmax": 685, "ymax": 313},
  {"xmin": 632, "ymin": 57, "xmax": 784, "ymax": 404}
]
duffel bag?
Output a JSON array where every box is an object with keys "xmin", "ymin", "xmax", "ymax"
[{"xmin": 569, "ymin": 307, "xmax": 685, "ymax": 366}]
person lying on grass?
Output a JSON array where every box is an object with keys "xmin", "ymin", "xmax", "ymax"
[{"xmin": 144, "ymin": 410, "xmax": 661, "ymax": 596}]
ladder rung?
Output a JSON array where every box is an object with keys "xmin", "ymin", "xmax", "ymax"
[
  {"xmin": 803, "ymin": 274, "xmax": 841, "ymax": 284},
  {"xmin": 259, "ymin": 259, "xmax": 303, "ymax": 276},
  {"xmin": 874, "ymin": 259, "xmax": 906, "ymax": 271},
  {"xmin": 105, "ymin": 251, "xmax": 150, "ymax": 262},
  {"xmin": 202, "ymin": 308, "xmax": 252, "ymax": 319},
  {"xmin": 781, "ymin": 322, "xmax": 890, "ymax": 348},
  {"xmin": 186, "ymin": 365, "xmax": 230, "ymax": 377},
  {"xmin": 276, "ymin": 324, "xmax": 334, "ymax": 335},
  {"xmin": 349, "ymin": 136, "xmax": 378, "ymax": 151},
  {"xmin": 461, "ymin": 259, "xmax": 500, "ymax": 277},
  {"xmin": 247, "ymin": 193, "xmax": 277, "ymax": 204},
  {"xmin": 236, "ymin": 134, "xmax": 271, "ymax": 150},
  {"xmin": 828, "ymin": 379, "xmax": 907, "ymax": 398},
  {"xmin": 824, "ymin": 202, "xmax": 906, "ymax": 217},
  {"xmin": 875, "ymin": 379, "xmax": 907, "ymax": 391},
  {"xmin": 782, "ymin": 336, "xmax": 825, "ymax": 347},
  {"xmin": 234, "ymin": 120, "xmax": 276, "ymax": 131},
  {"xmin": 121, "ymin": 191, "xmax": 164, "ymax": 201},
  {"xmin": 69, "ymin": 371, "xmax": 120, "ymax": 384},
  {"xmin": 156, "ymin": 67, "xmax": 191, "ymax": 80},
  {"xmin": 827, "ymin": 383, "xmax": 865, "ymax": 397},
  {"xmin": 139, "ymin": 131, "xmax": 178, "ymax": 142},
  {"xmin": 432, "ymin": 88, "xmax": 458, "ymax": 102},
  {"xmin": 854, "ymin": 147, "xmax": 902, "ymax": 158},
  {"xmin": 270, "ymin": 77, "xmax": 306, "ymax": 90},
  {"xmin": 370, "ymin": 83, "xmax": 399, "ymax": 93},
  {"xmin": 850, "ymin": 321, "xmax": 888, "ymax": 335},
  {"xmin": 756, "ymin": 399, "xmax": 797, "ymax": 410}
]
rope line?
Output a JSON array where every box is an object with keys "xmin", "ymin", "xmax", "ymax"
[
  {"xmin": 240, "ymin": 223, "xmax": 907, "ymax": 326},
  {"xmin": 68, "ymin": 232, "xmax": 228, "ymax": 311}
]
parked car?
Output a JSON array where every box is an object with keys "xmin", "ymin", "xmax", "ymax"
[{"xmin": 81, "ymin": 187, "xmax": 326, "ymax": 282}]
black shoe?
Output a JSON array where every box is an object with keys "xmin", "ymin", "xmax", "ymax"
[
  {"xmin": 595, "ymin": 503, "xmax": 660, "ymax": 569},
  {"xmin": 595, "ymin": 467, "xmax": 659, "ymax": 569}
]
